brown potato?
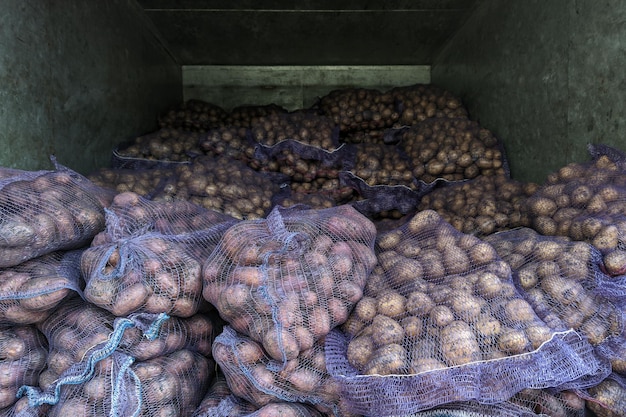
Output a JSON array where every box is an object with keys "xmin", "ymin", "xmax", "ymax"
[
  {"xmin": 347, "ymin": 334, "xmax": 375, "ymax": 370},
  {"xmin": 497, "ymin": 329, "xmax": 530, "ymax": 354},
  {"xmin": 363, "ymin": 343, "xmax": 408, "ymax": 375},
  {"xmin": 440, "ymin": 321, "xmax": 481, "ymax": 366},
  {"xmin": 376, "ymin": 289, "xmax": 406, "ymax": 318},
  {"xmin": 370, "ymin": 315, "xmax": 404, "ymax": 346}
]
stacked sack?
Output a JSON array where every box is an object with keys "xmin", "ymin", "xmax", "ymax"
[{"xmin": 325, "ymin": 210, "xmax": 610, "ymax": 416}]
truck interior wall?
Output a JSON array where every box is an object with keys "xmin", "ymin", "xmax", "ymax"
[
  {"xmin": 0, "ymin": 0, "xmax": 181, "ymax": 176},
  {"xmin": 182, "ymin": 65, "xmax": 431, "ymax": 111},
  {"xmin": 432, "ymin": 0, "xmax": 626, "ymax": 184}
]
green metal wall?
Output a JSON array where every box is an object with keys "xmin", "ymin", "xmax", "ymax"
[
  {"xmin": 0, "ymin": 0, "xmax": 181, "ymax": 175},
  {"xmin": 432, "ymin": 0, "xmax": 626, "ymax": 184}
]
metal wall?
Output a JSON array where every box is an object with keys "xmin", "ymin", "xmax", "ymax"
[
  {"xmin": 432, "ymin": 0, "xmax": 626, "ymax": 184},
  {"xmin": 0, "ymin": 0, "xmax": 181, "ymax": 175}
]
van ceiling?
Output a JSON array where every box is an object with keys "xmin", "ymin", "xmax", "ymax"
[{"xmin": 137, "ymin": 1, "xmax": 480, "ymax": 66}]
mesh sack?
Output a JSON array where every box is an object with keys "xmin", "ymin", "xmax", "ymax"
[
  {"xmin": 484, "ymin": 227, "xmax": 625, "ymax": 373},
  {"xmin": 390, "ymin": 118, "xmax": 509, "ymax": 184},
  {"xmin": 416, "ymin": 176, "xmax": 539, "ymax": 237},
  {"xmin": 203, "ymin": 204, "xmax": 377, "ymax": 363},
  {"xmin": 150, "ymin": 155, "xmax": 286, "ymax": 220},
  {"xmin": 273, "ymin": 183, "xmax": 356, "ymax": 211},
  {"xmin": 20, "ymin": 348, "xmax": 213, "ymax": 417},
  {"xmin": 389, "ymin": 83, "xmax": 469, "ymax": 125},
  {"xmin": 340, "ymin": 171, "xmax": 436, "ymax": 220},
  {"xmin": 193, "ymin": 348, "xmax": 332, "ymax": 417},
  {"xmin": 578, "ymin": 373, "xmax": 626, "ymax": 417},
  {"xmin": 225, "ymin": 104, "xmax": 289, "ymax": 128},
  {"xmin": 314, "ymin": 87, "xmax": 400, "ymax": 139},
  {"xmin": 342, "ymin": 142, "xmax": 416, "ymax": 189},
  {"xmin": 325, "ymin": 210, "xmax": 607, "ymax": 416},
  {"xmin": 88, "ymin": 165, "xmax": 177, "ymax": 198},
  {"xmin": 112, "ymin": 127, "xmax": 203, "ymax": 168},
  {"xmin": 0, "ymin": 396, "xmax": 48, "ymax": 417},
  {"xmin": 81, "ymin": 192, "xmax": 236, "ymax": 317},
  {"xmin": 522, "ymin": 144, "xmax": 626, "ymax": 277},
  {"xmin": 0, "ymin": 326, "xmax": 47, "ymax": 411},
  {"xmin": 198, "ymin": 125, "xmax": 255, "ymax": 162},
  {"xmin": 33, "ymin": 297, "xmax": 215, "ymax": 391},
  {"xmin": 158, "ymin": 99, "xmax": 229, "ymax": 132},
  {"xmin": 403, "ymin": 389, "xmax": 586, "ymax": 417},
  {"xmin": 0, "ymin": 250, "xmax": 83, "ymax": 325},
  {"xmin": 0, "ymin": 165, "xmax": 109, "ymax": 268},
  {"xmin": 213, "ymin": 326, "xmax": 347, "ymax": 416}
]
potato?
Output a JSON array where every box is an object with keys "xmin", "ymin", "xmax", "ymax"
[
  {"xmin": 370, "ymin": 315, "xmax": 404, "ymax": 346},
  {"xmin": 602, "ymin": 249, "xmax": 626, "ymax": 276},
  {"xmin": 429, "ymin": 305, "xmax": 455, "ymax": 327},
  {"xmin": 587, "ymin": 378, "xmax": 626, "ymax": 417},
  {"xmin": 497, "ymin": 329, "xmax": 530, "ymax": 354},
  {"xmin": 440, "ymin": 321, "xmax": 481, "ymax": 366},
  {"xmin": 363, "ymin": 343, "xmax": 407, "ymax": 375},
  {"xmin": 376, "ymin": 289, "xmax": 406, "ymax": 318},
  {"xmin": 474, "ymin": 271, "xmax": 504, "ymax": 298},
  {"xmin": 504, "ymin": 298, "xmax": 538, "ymax": 323}
]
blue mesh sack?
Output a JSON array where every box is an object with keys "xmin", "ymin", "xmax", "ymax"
[
  {"xmin": 400, "ymin": 388, "xmax": 586, "ymax": 417},
  {"xmin": 325, "ymin": 210, "xmax": 608, "ymax": 416},
  {"xmin": 212, "ymin": 326, "xmax": 351, "ymax": 416},
  {"xmin": 0, "ymin": 164, "xmax": 111, "ymax": 268},
  {"xmin": 0, "ymin": 250, "xmax": 83, "ymax": 325},
  {"xmin": 0, "ymin": 326, "xmax": 47, "ymax": 413},
  {"xmin": 191, "ymin": 373, "xmax": 326, "ymax": 417},
  {"xmin": 81, "ymin": 192, "xmax": 236, "ymax": 317},
  {"xmin": 484, "ymin": 227, "xmax": 625, "ymax": 379},
  {"xmin": 33, "ymin": 297, "xmax": 215, "ymax": 392},
  {"xmin": 203, "ymin": 204, "xmax": 377, "ymax": 363},
  {"xmin": 522, "ymin": 143, "xmax": 626, "ymax": 278}
]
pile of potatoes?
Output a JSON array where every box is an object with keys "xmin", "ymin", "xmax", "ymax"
[
  {"xmin": 522, "ymin": 148, "xmax": 626, "ymax": 276},
  {"xmin": 113, "ymin": 128, "xmax": 204, "ymax": 166},
  {"xmin": 346, "ymin": 143, "xmax": 416, "ymax": 189},
  {"xmin": 335, "ymin": 210, "xmax": 601, "ymax": 415},
  {"xmin": 203, "ymin": 204, "xmax": 377, "ymax": 363},
  {"xmin": 0, "ymin": 168, "xmax": 110, "ymax": 268},
  {"xmin": 198, "ymin": 125, "xmax": 253, "ymax": 162},
  {"xmin": 35, "ymin": 298, "xmax": 215, "ymax": 391},
  {"xmin": 224, "ymin": 103, "xmax": 288, "ymax": 128},
  {"xmin": 389, "ymin": 84, "xmax": 468, "ymax": 125},
  {"xmin": 484, "ymin": 228, "xmax": 623, "ymax": 348},
  {"xmin": 158, "ymin": 99, "xmax": 229, "ymax": 132},
  {"xmin": 152, "ymin": 155, "xmax": 282, "ymax": 220},
  {"xmin": 392, "ymin": 118, "xmax": 507, "ymax": 183},
  {"xmin": 0, "ymin": 250, "xmax": 81, "ymax": 325},
  {"xmin": 0, "ymin": 326, "xmax": 47, "ymax": 410},
  {"xmin": 417, "ymin": 175, "xmax": 538, "ymax": 236},
  {"xmin": 212, "ymin": 326, "xmax": 348, "ymax": 416}
]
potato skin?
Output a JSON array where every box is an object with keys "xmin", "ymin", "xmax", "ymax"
[{"xmin": 440, "ymin": 321, "xmax": 480, "ymax": 366}]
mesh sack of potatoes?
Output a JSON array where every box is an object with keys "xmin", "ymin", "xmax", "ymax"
[
  {"xmin": 0, "ymin": 250, "xmax": 82, "ymax": 326},
  {"xmin": 522, "ymin": 144, "xmax": 626, "ymax": 278},
  {"xmin": 273, "ymin": 180, "xmax": 357, "ymax": 211},
  {"xmin": 112, "ymin": 128, "xmax": 204, "ymax": 169},
  {"xmin": 88, "ymin": 165, "xmax": 178, "ymax": 199},
  {"xmin": 81, "ymin": 191, "xmax": 237, "ymax": 317},
  {"xmin": 324, "ymin": 210, "xmax": 606, "ymax": 416},
  {"xmin": 388, "ymin": 118, "xmax": 508, "ymax": 184},
  {"xmin": 314, "ymin": 87, "xmax": 400, "ymax": 139},
  {"xmin": 202, "ymin": 204, "xmax": 377, "ymax": 364},
  {"xmin": 158, "ymin": 99, "xmax": 229, "ymax": 132},
  {"xmin": 28, "ymin": 297, "xmax": 215, "ymax": 396},
  {"xmin": 192, "ymin": 374, "xmax": 326, "ymax": 417},
  {"xmin": 212, "ymin": 326, "xmax": 355, "ymax": 417},
  {"xmin": 484, "ymin": 227, "xmax": 625, "ymax": 379},
  {"xmin": 578, "ymin": 373, "xmax": 626, "ymax": 417},
  {"xmin": 416, "ymin": 175, "xmax": 539, "ymax": 237},
  {"xmin": 0, "ymin": 326, "xmax": 47, "ymax": 412},
  {"xmin": 148, "ymin": 155, "xmax": 285, "ymax": 220},
  {"xmin": 0, "ymin": 165, "xmax": 112, "ymax": 268},
  {"xmin": 389, "ymin": 83, "xmax": 468, "ymax": 125},
  {"xmin": 224, "ymin": 103, "xmax": 289, "ymax": 128},
  {"xmin": 402, "ymin": 388, "xmax": 586, "ymax": 417},
  {"xmin": 198, "ymin": 125, "xmax": 255, "ymax": 162},
  {"xmin": 19, "ymin": 347, "xmax": 213, "ymax": 417}
]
